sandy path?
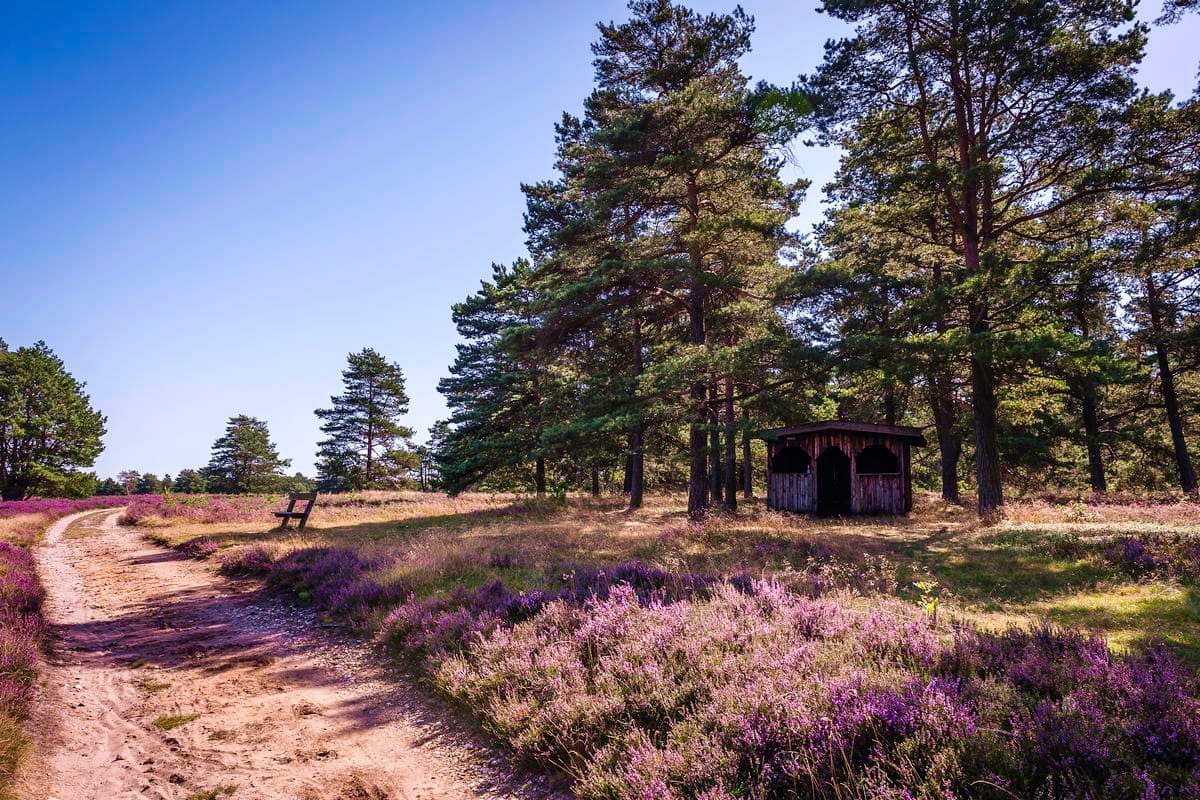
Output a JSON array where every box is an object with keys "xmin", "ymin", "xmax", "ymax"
[{"xmin": 23, "ymin": 509, "xmax": 547, "ymax": 800}]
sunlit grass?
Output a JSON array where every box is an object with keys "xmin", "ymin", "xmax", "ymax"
[{"xmin": 133, "ymin": 490, "xmax": 1200, "ymax": 663}]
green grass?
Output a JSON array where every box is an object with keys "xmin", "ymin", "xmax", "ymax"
[
  {"xmin": 186, "ymin": 786, "xmax": 237, "ymax": 800},
  {"xmin": 903, "ymin": 525, "xmax": 1200, "ymax": 666},
  {"xmin": 126, "ymin": 657, "xmax": 148, "ymax": 669},
  {"xmin": 138, "ymin": 680, "xmax": 171, "ymax": 693},
  {"xmin": 151, "ymin": 713, "xmax": 198, "ymax": 731}
]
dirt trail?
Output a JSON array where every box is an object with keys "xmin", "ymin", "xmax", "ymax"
[{"xmin": 23, "ymin": 509, "xmax": 545, "ymax": 800}]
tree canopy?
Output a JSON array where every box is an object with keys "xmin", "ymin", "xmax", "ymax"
[
  {"xmin": 315, "ymin": 348, "xmax": 416, "ymax": 491},
  {"xmin": 0, "ymin": 340, "xmax": 106, "ymax": 500},
  {"xmin": 203, "ymin": 414, "xmax": 290, "ymax": 494}
]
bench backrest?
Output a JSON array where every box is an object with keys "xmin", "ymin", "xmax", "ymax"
[{"xmin": 283, "ymin": 492, "xmax": 318, "ymax": 514}]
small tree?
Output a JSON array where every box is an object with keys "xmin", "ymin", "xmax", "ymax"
[
  {"xmin": 116, "ymin": 470, "xmax": 141, "ymax": 495},
  {"xmin": 0, "ymin": 340, "xmax": 107, "ymax": 500},
  {"xmin": 314, "ymin": 348, "xmax": 415, "ymax": 491},
  {"xmin": 203, "ymin": 415, "xmax": 290, "ymax": 494},
  {"xmin": 173, "ymin": 468, "xmax": 206, "ymax": 494},
  {"xmin": 135, "ymin": 473, "xmax": 162, "ymax": 494}
]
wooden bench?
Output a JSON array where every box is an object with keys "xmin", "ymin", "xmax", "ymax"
[{"xmin": 274, "ymin": 492, "xmax": 318, "ymax": 530}]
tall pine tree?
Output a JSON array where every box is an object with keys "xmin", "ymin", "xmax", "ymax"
[{"xmin": 314, "ymin": 348, "xmax": 415, "ymax": 491}]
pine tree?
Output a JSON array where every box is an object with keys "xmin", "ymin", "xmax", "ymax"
[
  {"xmin": 0, "ymin": 340, "xmax": 107, "ymax": 500},
  {"xmin": 804, "ymin": 0, "xmax": 1183, "ymax": 515},
  {"xmin": 116, "ymin": 470, "xmax": 141, "ymax": 495},
  {"xmin": 541, "ymin": 0, "xmax": 805, "ymax": 518},
  {"xmin": 135, "ymin": 473, "xmax": 162, "ymax": 494},
  {"xmin": 437, "ymin": 260, "xmax": 559, "ymax": 495},
  {"xmin": 173, "ymin": 468, "xmax": 206, "ymax": 493},
  {"xmin": 314, "ymin": 348, "xmax": 415, "ymax": 491},
  {"xmin": 95, "ymin": 477, "xmax": 123, "ymax": 496},
  {"xmin": 203, "ymin": 415, "xmax": 290, "ymax": 494}
]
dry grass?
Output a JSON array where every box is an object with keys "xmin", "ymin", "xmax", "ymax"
[{"xmin": 136, "ymin": 490, "xmax": 1200, "ymax": 663}]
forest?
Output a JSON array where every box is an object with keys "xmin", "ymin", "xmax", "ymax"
[{"xmin": 431, "ymin": 0, "xmax": 1200, "ymax": 519}]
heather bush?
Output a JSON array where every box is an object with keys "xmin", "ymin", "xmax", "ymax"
[
  {"xmin": 217, "ymin": 544, "xmax": 277, "ymax": 576},
  {"xmin": 0, "ymin": 496, "xmax": 131, "ymax": 519},
  {"xmin": 1103, "ymin": 534, "xmax": 1200, "ymax": 580},
  {"xmin": 264, "ymin": 546, "xmax": 406, "ymax": 631},
  {"xmin": 178, "ymin": 537, "xmax": 219, "ymax": 559},
  {"xmin": 431, "ymin": 582, "xmax": 1200, "ymax": 799}
]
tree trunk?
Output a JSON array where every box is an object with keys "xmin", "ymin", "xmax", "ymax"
[
  {"xmin": 685, "ymin": 179, "xmax": 708, "ymax": 521},
  {"xmin": 971, "ymin": 350, "xmax": 1004, "ymax": 516},
  {"xmin": 590, "ymin": 464, "xmax": 600, "ymax": 497},
  {"xmin": 1146, "ymin": 276, "xmax": 1197, "ymax": 492},
  {"xmin": 929, "ymin": 373, "xmax": 961, "ymax": 504},
  {"xmin": 709, "ymin": 383, "xmax": 722, "ymax": 504},
  {"xmin": 629, "ymin": 429, "xmax": 644, "ymax": 510},
  {"xmin": 534, "ymin": 457, "xmax": 546, "ymax": 497},
  {"xmin": 722, "ymin": 379, "xmax": 737, "ymax": 511},
  {"xmin": 1079, "ymin": 382, "xmax": 1107, "ymax": 493},
  {"xmin": 742, "ymin": 404, "xmax": 753, "ymax": 498},
  {"xmin": 628, "ymin": 315, "xmax": 645, "ymax": 511},
  {"xmin": 623, "ymin": 454, "xmax": 633, "ymax": 494}
]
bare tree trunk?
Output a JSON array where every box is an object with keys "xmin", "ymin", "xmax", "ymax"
[
  {"xmin": 1079, "ymin": 383, "xmax": 1107, "ymax": 493},
  {"xmin": 1146, "ymin": 275, "xmax": 1197, "ymax": 492},
  {"xmin": 534, "ymin": 457, "xmax": 546, "ymax": 497},
  {"xmin": 629, "ymin": 429, "xmax": 644, "ymax": 510},
  {"xmin": 628, "ymin": 315, "xmax": 645, "ymax": 510},
  {"xmin": 722, "ymin": 379, "xmax": 737, "ymax": 511},
  {"xmin": 929, "ymin": 374, "xmax": 961, "ymax": 503},
  {"xmin": 971, "ymin": 349, "xmax": 1003, "ymax": 516},
  {"xmin": 741, "ymin": 404, "xmax": 753, "ymax": 498},
  {"xmin": 709, "ymin": 382, "xmax": 722, "ymax": 504},
  {"xmin": 685, "ymin": 179, "xmax": 708, "ymax": 521},
  {"xmin": 590, "ymin": 464, "xmax": 600, "ymax": 497},
  {"xmin": 687, "ymin": 286, "xmax": 708, "ymax": 519}
]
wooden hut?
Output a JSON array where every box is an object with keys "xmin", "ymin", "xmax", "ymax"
[{"xmin": 756, "ymin": 421, "xmax": 925, "ymax": 515}]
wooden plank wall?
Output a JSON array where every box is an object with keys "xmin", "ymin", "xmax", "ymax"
[
  {"xmin": 767, "ymin": 432, "xmax": 910, "ymax": 515},
  {"xmin": 768, "ymin": 472, "xmax": 815, "ymax": 511}
]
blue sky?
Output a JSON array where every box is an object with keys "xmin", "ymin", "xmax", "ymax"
[{"xmin": 4, "ymin": 1, "xmax": 1198, "ymax": 480}]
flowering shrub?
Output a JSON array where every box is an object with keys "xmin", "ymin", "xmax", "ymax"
[
  {"xmin": 218, "ymin": 544, "xmax": 277, "ymax": 577},
  {"xmin": 0, "ymin": 496, "xmax": 131, "ymax": 519},
  {"xmin": 435, "ymin": 584, "xmax": 1200, "ymax": 799},
  {"xmin": 119, "ymin": 494, "xmax": 280, "ymax": 525},
  {"xmin": 1103, "ymin": 534, "xmax": 1200, "ymax": 580},
  {"xmin": 264, "ymin": 547, "xmax": 407, "ymax": 632},
  {"xmin": 0, "ymin": 542, "xmax": 43, "ymax": 721},
  {"xmin": 162, "ymin": 510, "xmax": 1200, "ymax": 798},
  {"xmin": 177, "ymin": 537, "xmax": 219, "ymax": 559}
]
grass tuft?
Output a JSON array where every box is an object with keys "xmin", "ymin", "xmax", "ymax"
[
  {"xmin": 186, "ymin": 786, "xmax": 237, "ymax": 800},
  {"xmin": 151, "ymin": 713, "xmax": 198, "ymax": 731}
]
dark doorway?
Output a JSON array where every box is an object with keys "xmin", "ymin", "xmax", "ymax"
[{"xmin": 817, "ymin": 446, "xmax": 852, "ymax": 514}]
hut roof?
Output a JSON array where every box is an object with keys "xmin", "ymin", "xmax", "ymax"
[{"xmin": 754, "ymin": 420, "xmax": 926, "ymax": 446}]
